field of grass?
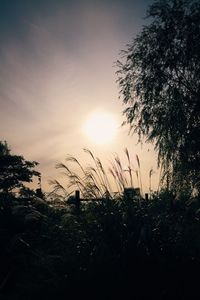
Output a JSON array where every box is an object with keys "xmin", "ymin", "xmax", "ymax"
[{"xmin": 1, "ymin": 187, "xmax": 200, "ymax": 299}]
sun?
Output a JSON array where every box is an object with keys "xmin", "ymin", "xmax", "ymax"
[{"xmin": 83, "ymin": 111, "xmax": 118, "ymax": 145}]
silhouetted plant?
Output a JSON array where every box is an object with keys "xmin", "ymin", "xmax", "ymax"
[
  {"xmin": 50, "ymin": 148, "xmax": 143, "ymax": 199},
  {"xmin": 117, "ymin": 0, "xmax": 200, "ymax": 196},
  {"xmin": 0, "ymin": 141, "xmax": 40, "ymax": 195}
]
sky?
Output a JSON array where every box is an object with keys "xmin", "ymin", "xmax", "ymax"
[{"xmin": 0, "ymin": 0, "xmax": 160, "ymax": 194}]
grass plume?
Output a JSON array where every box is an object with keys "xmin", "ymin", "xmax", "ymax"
[{"xmin": 51, "ymin": 148, "xmax": 148, "ymax": 199}]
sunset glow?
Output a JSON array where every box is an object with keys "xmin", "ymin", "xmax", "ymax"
[
  {"xmin": 83, "ymin": 111, "xmax": 118, "ymax": 145},
  {"xmin": 0, "ymin": 0, "xmax": 158, "ymax": 192}
]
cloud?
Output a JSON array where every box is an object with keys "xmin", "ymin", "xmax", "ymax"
[{"xmin": 0, "ymin": 0, "xmax": 157, "ymax": 191}]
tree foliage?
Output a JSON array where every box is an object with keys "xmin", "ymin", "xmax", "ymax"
[
  {"xmin": 0, "ymin": 141, "xmax": 40, "ymax": 194},
  {"xmin": 117, "ymin": 0, "xmax": 200, "ymax": 192}
]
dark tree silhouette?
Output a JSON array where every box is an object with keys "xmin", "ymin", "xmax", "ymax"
[
  {"xmin": 0, "ymin": 141, "xmax": 40, "ymax": 195},
  {"xmin": 117, "ymin": 0, "xmax": 200, "ymax": 193}
]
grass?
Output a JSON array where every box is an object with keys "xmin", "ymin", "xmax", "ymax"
[
  {"xmin": 49, "ymin": 148, "xmax": 148, "ymax": 199},
  {"xmin": 1, "ymin": 187, "xmax": 200, "ymax": 300}
]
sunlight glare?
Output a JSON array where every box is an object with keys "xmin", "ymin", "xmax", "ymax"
[{"xmin": 83, "ymin": 111, "xmax": 118, "ymax": 145}]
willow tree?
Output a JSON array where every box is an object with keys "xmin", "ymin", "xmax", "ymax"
[{"xmin": 117, "ymin": 0, "xmax": 200, "ymax": 193}]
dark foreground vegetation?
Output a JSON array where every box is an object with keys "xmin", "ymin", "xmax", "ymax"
[
  {"xmin": 1, "ymin": 138, "xmax": 200, "ymax": 300},
  {"xmin": 1, "ymin": 189, "xmax": 200, "ymax": 299}
]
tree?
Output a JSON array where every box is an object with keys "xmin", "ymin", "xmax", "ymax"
[
  {"xmin": 0, "ymin": 141, "xmax": 40, "ymax": 195},
  {"xmin": 117, "ymin": 0, "xmax": 200, "ymax": 193}
]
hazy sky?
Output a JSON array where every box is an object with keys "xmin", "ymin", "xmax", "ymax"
[{"xmin": 0, "ymin": 0, "xmax": 160, "ymax": 193}]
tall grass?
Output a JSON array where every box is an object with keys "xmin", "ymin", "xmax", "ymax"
[{"xmin": 49, "ymin": 148, "xmax": 145, "ymax": 199}]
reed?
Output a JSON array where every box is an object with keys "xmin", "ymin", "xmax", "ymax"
[
  {"xmin": 149, "ymin": 168, "xmax": 153, "ymax": 199},
  {"xmin": 136, "ymin": 154, "xmax": 143, "ymax": 196},
  {"xmin": 50, "ymin": 148, "xmax": 147, "ymax": 199}
]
